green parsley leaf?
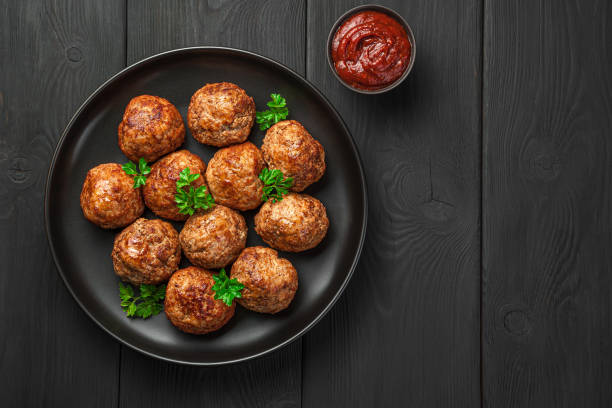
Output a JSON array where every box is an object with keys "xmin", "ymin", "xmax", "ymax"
[
  {"xmin": 122, "ymin": 158, "xmax": 151, "ymax": 188},
  {"xmin": 211, "ymin": 268, "xmax": 244, "ymax": 307},
  {"xmin": 175, "ymin": 167, "xmax": 215, "ymax": 216},
  {"xmin": 122, "ymin": 162, "xmax": 138, "ymax": 175},
  {"xmin": 153, "ymin": 284, "xmax": 166, "ymax": 301},
  {"xmin": 139, "ymin": 284, "xmax": 155, "ymax": 298},
  {"xmin": 256, "ymin": 93, "xmax": 289, "ymax": 130},
  {"xmin": 259, "ymin": 168, "xmax": 294, "ymax": 202},
  {"xmin": 150, "ymin": 302, "xmax": 164, "ymax": 316},
  {"xmin": 127, "ymin": 302, "xmax": 138, "ymax": 317},
  {"xmin": 139, "ymin": 158, "xmax": 151, "ymax": 175},
  {"xmin": 118, "ymin": 282, "xmax": 166, "ymax": 319},
  {"xmin": 119, "ymin": 282, "xmax": 133, "ymax": 300},
  {"xmin": 136, "ymin": 302, "xmax": 153, "ymax": 319}
]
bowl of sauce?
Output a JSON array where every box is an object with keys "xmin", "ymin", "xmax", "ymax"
[{"xmin": 327, "ymin": 5, "xmax": 415, "ymax": 94}]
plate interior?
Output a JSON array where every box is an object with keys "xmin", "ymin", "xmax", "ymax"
[{"xmin": 46, "ymin": 48, "xmax": 366, "ymax": 365}]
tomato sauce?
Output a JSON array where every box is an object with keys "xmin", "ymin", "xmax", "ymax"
[{"xmin": 331, "ymin": 10, "xmax": 411, "ymax": 90}]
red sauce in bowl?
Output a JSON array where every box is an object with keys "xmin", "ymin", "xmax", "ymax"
[{"xmin": 331, "ymin": 10, "xmax": 411, "ymax": 91}]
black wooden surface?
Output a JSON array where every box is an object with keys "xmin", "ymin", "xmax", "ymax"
[
  {"xmin": 0, "ymin": 1, "xmax": 124, "ymax": 406},
  {"xmin": 302, "ymin": 0, "xmax": 481, "ymax": 406},
  {"xmin": 1, "ymin": 0, "xmax": 611, "ymax": 407},
  {"xmin": 482, "ymin": 1, "xmax": 612, "ymax": 407}
]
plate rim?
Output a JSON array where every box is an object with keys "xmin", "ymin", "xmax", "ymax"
[{"xmin": 44, "ymin": 46, "xmax": 368, "ymax": 366}]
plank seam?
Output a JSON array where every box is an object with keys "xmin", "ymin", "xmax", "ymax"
[
  {"xmin": 304, "ymin": 0, "xmax": 308, "ymax": 79},
  {"xmin": 124, "ymin": 0, "xmax": 128, "ymax": 67},
  {"xmin": 117, "ymin": 345, "xmax": 122, "ymax": 408},
  {"xmin": 479, "ymin": 0, "xmax": 486, "ymax": 408}
]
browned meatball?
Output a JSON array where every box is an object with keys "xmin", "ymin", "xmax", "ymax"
[
  {"xmin": 205, "ymin": 141, "xmax": 264, "ymax": 211},
  {"xmin": 262, "ymin": 120, "xmax": 326, "ymax": 192},
  {"xmin": 187, "ymin": 82, "xmax": 255, "ymax": 147},
  {"xmin": 179, "ymin": 205, "xmax": 247, "ymax": 269},
  {"xmin": 80, "ymin": 163, "xmax": 144, "ymax": 229},
  {"xmin": 164, "ymin": 266, "xmax": 235, "ymax": 334},
  {"xmin": 111, "ymin": 218, "xmax": 180, "ymax": 285},
  {"xmin": 143, "ymin": 150, "xmax": 207, "ymax": 221},
  {"xmin": 254, "ymin": 193, "xmax": 329, "ymax": 252},
  {"xmin": 230, "ymin": 246, "xmax": 298, "ymax": 314},
  {"xmin": 118, "ymin": 95, "xmax": 185, "ymax": 162}
]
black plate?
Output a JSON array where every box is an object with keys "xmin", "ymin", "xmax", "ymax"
[{"xmin": 45, "ymin": 47, "xmax": 367, "ymax": 365}]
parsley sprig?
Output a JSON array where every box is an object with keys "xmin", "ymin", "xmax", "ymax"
[
  {"xmin": 122, "ymin": 158, "xmax": 151, "ymax": 188},
  {"xmin": 256, "ymin": 93, "xmax": 289, "ymax": 130},
  {"xmin": 175, "ymin": 167, "xmax": 215, "ymax": 216},
  {"xmin": 212, "ymin": 268, "xmax": 244, "ymax": 307},
  {"xmin": 259, "ymin": 168, "xmax": 294, "ymax": 203},
  {"xmin": 119, "ymin": 282, "xmax": 166, "ymax": 319}
]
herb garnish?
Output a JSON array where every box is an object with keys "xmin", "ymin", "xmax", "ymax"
[
  {"xmin": 256, "ymin": 93, "xmax": 289, "ymax": 130},
  {"xmin": 119, "ymin": 282, "xmax": 166, "ymax": 319},
  {"xmin": 259, "ymin": 168, "xmax": 293, "ymax": 203},
  {"xmin": 175, "ymin": 167, "xmax": 215, "ymax": 216},
  {"xmin": 122, "ymin": 158, "xmax": 151, "ymax": 188},
  {"xmin": 211, "ymin": 268, "xmax": 244, "ymax": 307}
]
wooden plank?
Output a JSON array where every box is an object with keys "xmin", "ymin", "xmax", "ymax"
[
  {"xmin": 120, "ymin": 1, "xmax": 305, "ymax": 407},
  {"xmin": 302, "ymin": 0, "xmax": 482, "ymax": 406},
  {"xmin": 120, "ymin": 343, "xmax": 301, "ymax": 407},
  {"xmin": 483, "ymin": 1, "xmax": 612, "ymax": 406},
  {"xmin": 0, "ymin": 0, "xmax": 125, "ymax": 406},
  {"xmin": 126, "ymin": 0, "xmax": 304, "ymax": 71}
]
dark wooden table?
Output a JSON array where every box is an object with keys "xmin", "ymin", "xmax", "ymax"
[{"xmin": 1, "ymin": 0, "xmax": 611, "ymax": 406}]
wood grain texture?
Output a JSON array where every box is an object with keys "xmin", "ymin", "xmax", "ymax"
[
  {"xmin": 120, "ymin": 342, "xmax": 301, "ymax": 407},
  {"xmin": 120, "ymin": 2, "xmax": 305, "ymax": 407},
  {"xmin": 483, "ymin": 1, "xmax": 612, "ymax": 406},
  {"xmin": 302, "ymin": 0, "xmax": 482, "ymax": 406},
  {"xmin": 0, "ymin": 0, "xmax": 125, "ymax": 406},
  {"xmin": 126, "ymin": 0, "xmax": 305, "ymax": 72}
]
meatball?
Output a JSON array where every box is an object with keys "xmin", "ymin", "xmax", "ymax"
[
  {"xmin": 179, "ymin": 205, "xmax": 247, "ymax": 269},
  {"xmin": 254, "ymin": 193, "xmax": 329, "ymax": 252},
  {"xmin": 112, "ymin": 218, "xmax": 180, "ymax": 285},
  {"xmin": 187, "ymin": 82, "xmax": 255, "ymax": 147},
  {"xmin": 230, "ymin": 246, "xmax": 298, "ymax": 314},
  {"xmin": 143, "ymin": 150, "xmax": 207, "ymax": 221},
  {"xmin": 164, "ymin": 266, "xmax": 235, "ymax": 334},
  {"xmin": 205, "ymin": 141, "xmax": 264, "ymax": 211},
  {"xmin": 262, "ymin": 120, "xmax": 326, "ymax": 192},
  {"xmin": 118, "ymin": 95, "xmax": 185, "ymax": 162},
  {"xmin": 80, "ymin": 163, "xmax": 144, "ymax": 229}
]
